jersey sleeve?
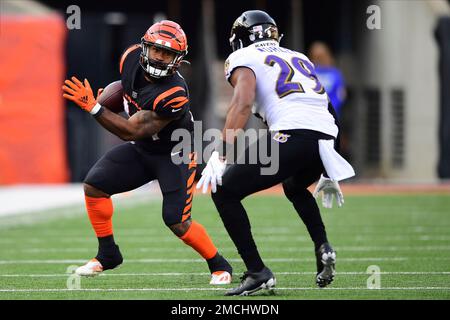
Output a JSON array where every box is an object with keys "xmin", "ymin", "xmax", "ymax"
[
  {"xmin": 151, "ymin": 85, "xmax": 189, "ymax": 119},
  {"xmin": 119, "ymin": 44, "xmax": 141, "ymax": 74},
  {"xmin": 224, "ymin": 49, "xmax": 256, "ymax": 83}
]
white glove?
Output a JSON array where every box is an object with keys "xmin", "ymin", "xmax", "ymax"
[
  {"xmin": 196, "ymin": 151, "xmax": 226, "ymax": 193},
  {"xmin": 313, "ymin": 174, "xmax": 344, "ymax": 208}
]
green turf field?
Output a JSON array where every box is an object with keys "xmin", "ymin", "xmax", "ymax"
[{"xmin": 0, "ymin": 193, "xmax": 449, "ymax": 300}]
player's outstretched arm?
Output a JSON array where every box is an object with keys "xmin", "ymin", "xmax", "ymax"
[
  {"xmin": 62, "ymin": 76, "xmax": 173, "ymax": 141},
  {"xmin": 197, "ymin": 67, "xmax": 256, "ymax": 194},
  {"xmin": 96, "ymin": 109, "xmax": 173, "ymax": 141}
]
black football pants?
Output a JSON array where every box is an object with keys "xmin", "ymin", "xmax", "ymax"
[
  {"xmin": 84, "ymin": 142, "xmax": 196, "ymax": 226},
  {"xmin": 211, "ymin": 130, "xmax": 332, "ymax": 272}
]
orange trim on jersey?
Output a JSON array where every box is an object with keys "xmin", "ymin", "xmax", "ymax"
[
  {"xmin": 153, "ymin": 86, "xmax": 185, "ymax": 110},
  {"xmin": 120, "ymin": 44, "xmax": 141, "ymax": 74},
  {"xmin": 171, "ymin": 98, "xmax": 189, "ymax": 109},
  {"xmin": 163, "ymin": 96, "xmax": 188, "ymax": 108},
  {"xmin": 124, "ymin": 93, "xmax": 142, "ymax": 110}
]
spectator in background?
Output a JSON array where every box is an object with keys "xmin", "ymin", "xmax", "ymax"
[
  {"xmin": 309, "ymin": 42, "xmax": 347, "ymax": 118},
  {"xmin": 309, "ymin": 41, "xmax": 351, "ymax": 160}
]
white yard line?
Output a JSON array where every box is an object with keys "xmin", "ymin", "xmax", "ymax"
[
  {"xmin": 0, "ymin": 271, "xmax": 449, "ymax": 278},
  {"xmin": 1, "ymin": 287, "xmax": 450, "ymax": 293}
]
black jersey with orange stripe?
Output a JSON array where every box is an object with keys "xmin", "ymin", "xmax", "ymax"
[{"xmin": 120, "ymin": 45, "xmax": 194, "ymax": 154}]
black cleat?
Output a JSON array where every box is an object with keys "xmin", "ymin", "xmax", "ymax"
[
  {"xmin": 315, "ymin": 242, "xmax": 336, "ymax": 288},
  {"xmin": 225, "ymin": 267, "xmax": 276, "ymax": 296}
]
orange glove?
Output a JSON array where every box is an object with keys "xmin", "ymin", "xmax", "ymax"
[{"xmin": 62, "ymin": 76, "xmax": 103, "ymax": 114}]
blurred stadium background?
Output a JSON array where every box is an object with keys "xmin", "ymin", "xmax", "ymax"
[{"xmin": 0, "ymin": 0, "xmax": 450, "ymax": 300}]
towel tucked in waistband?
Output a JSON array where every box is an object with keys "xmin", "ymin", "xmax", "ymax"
[{"xmin": 318, "ymin": 139, "xmax": 355, "ymax": 181}]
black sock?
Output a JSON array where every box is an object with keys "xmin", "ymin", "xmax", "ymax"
[
  {"xmin": 96, "ymin": 235, "xmax": 123, "ymax": 270},
  {"xmin": 98, "ymin": 235, "xmax": 116, "ymax": 249},
  {"xmin": 207, "ymin": 252, "xmax": 233, "ymax": 274}
]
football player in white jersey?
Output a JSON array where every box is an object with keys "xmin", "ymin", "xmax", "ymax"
[{"xmin": 197, "ymin": 10, "xmax": 354, "ymax": 296}]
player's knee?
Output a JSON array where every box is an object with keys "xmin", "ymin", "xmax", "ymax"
[
  {"xmin": 282, "ymin": 180, "xmax": 296, "ymax": 200},
  {"xmin": 282, "ymin": 180, "xmax": 310, "ymax": 202},
  {"xmin": 211, "ymin": 185, "xmax": 240, "ymax": 207},
  {"xmin": 83, "ymin": 183, "xmax": 110, "ymax": 198},
  {"xmin": 168, "ymin": 219, "xmax": 192, "ymax": 237}
]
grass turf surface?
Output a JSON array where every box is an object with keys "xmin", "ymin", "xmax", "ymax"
[{"xmin": 0, "ymin": 193, "xmax": 449, "ymax": 300}]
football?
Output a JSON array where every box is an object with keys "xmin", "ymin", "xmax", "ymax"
[{"xmin": 98, "ymin": 80, "xmax": 124, "ymax": 113}]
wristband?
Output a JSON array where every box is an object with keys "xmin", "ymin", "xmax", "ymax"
[
  {"xmin": 91, "ymin": 103, "xmax": 105, "ymax": 118},
  {"xmin": 90, "ymin": 103, "xmax": 103, "ymax": 116}
]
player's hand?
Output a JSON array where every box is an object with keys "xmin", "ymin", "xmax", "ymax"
[
  {"xmin": 313, "ymin": 174, "xmax": 344, "ymax": 208},
  {"xmin": 62, "ymin": 76, "xmax": 100, "ymax": 113},
  {"xmin": 97, "ymin": 87, "xmax": 104, "ymax": 98},
  {"xmin": 196, "ymin": 151, "xmax": 226, "ymax": 193}
]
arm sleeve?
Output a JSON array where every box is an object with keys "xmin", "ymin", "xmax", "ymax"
[{"xmin": 152, "ymin": 85, "xmax": 189, "ymax": 119}]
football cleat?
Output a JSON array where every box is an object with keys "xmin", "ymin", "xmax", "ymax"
[
  {"xmin": 75, "ymin": 258, "xmax": 105, "ymax": 277},
  {"xmin": 315, "ymin": 242, "xmax": 336, "ymax": 288},
  {"xmin": 210, "ymin": 271, "xmax": 232, "ymax": 285},
  {"xmin": 225, "ymin": 267, "xmax": 276, "ymax": 296}
]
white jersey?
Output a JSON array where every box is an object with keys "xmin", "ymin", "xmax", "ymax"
[{"xmin": 225, "ymin": 40, "xmax": 338, "ymax": 137}]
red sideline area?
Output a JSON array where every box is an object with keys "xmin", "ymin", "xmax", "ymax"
[{"xmin": 0, "ymin": 15, "xmax": 68, "ymax": 184}]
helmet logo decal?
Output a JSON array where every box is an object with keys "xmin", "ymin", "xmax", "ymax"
[
  {"xmin": 155, "ymin": 39, "xmax": 172, "ymax": 48},
  {"xmin": 252, "ymin": 25, "xmax": 263, "ymax": 32}
]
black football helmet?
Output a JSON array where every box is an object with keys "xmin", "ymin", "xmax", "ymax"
[{"xmin": 229, "ymin": 10, "xmax": 280, "ymax": 52}]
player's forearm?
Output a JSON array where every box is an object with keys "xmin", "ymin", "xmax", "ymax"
[
  {"xmin": 222, "ymin": 68, "xmax": 255, "ymax": 144},
  {"xmin": 222, "ymin": 103, "xmax": 252, "ymax": 144},
  {"xmin": 94, "ymin": 107, "xmax": 154, "ymax": 141}
]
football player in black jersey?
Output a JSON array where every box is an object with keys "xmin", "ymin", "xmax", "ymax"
[{"xmin": 62, "ymin": 20, "xmax": 232, "ymax": 285}]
